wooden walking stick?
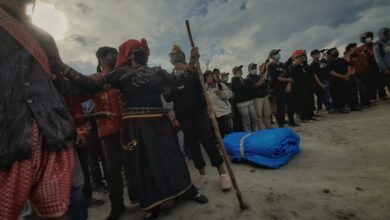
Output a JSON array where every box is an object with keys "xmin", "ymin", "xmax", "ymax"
[{"xmin": 185, "ymin": 20, "xmax": 248, "ymax": 210}]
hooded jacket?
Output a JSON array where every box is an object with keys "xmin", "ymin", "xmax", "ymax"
[{"xmin": 374, "ymin": 28, "xmax": 390, "ymax": 71}]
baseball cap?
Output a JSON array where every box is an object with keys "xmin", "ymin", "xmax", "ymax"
[
  {"xmin": 268, "ymin": 49, "xmax": 281, "ymax": 58},
  {"xmin": 310, "ymin": 49, "xmax": 321, "ymax": 56},
  {"xmin": 232, "ymin": 65, "xmax": 243, "ymax": 74},
  {"xmin": 292, "ymin": 49, "xmax": 306, "ymax": 58},
  {"xmin": 248, "ymin": 63, "xmax": 257, "ymax": 70}
]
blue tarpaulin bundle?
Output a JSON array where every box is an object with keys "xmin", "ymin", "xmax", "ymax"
[{"xmin": 223, "ymin": 128, "xmax": 301, "ymax": 169}]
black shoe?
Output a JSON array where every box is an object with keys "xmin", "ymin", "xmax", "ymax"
[
  {"xmin": 193, "ymin": 193, "xmax": 209, "ymax": 204},
  {"xmin": 339, "ymin": 108, "xmax": 350, "ymax": 114},
  {"xmin": 350, "ymin": 106, "xmax": 362, "ymax": 111},
  {"xmin": 288, "ymin": 122, "xmax": 300, "ymax": 127},
  {"xmin": 88, "ymin": 198, "xmax": 105, "ymax": 208},
  {"xmin": 106, "ymin": 205, "xmax": 126, "ymax": 220}
]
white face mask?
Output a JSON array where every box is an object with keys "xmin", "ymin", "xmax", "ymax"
[
  {"xmin": 250, "ymin": 69, "xmax": 257, "ymax": 75},
  {"xmin": 365, "ymin": 37, "xmax": 373, "ymax": 43}
]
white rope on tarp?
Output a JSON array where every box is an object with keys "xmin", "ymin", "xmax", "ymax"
[{"xmin": 239, "ymin": 132, "xmax": 253, "ymax": 160}]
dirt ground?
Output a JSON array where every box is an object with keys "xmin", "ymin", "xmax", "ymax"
[{"xmin": 89, "ymin": 100, "xmax": 390, "ymax": 220}]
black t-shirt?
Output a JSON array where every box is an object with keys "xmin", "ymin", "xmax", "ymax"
[
  {"xmin": 268, "ymin": 62, "xmax": 288, "ymax": 93},
  {"xmin": 309, "ymin": 60, "xmax": 330, "ymax": 81},
  {"xmin": 288, "ymin": 64, "xmax": 313, "ymax": 93},
  {"xmin": 246, "ymin": 74, "xmax": 268, "ymax": 98},
  {"xmin": 328, "ymin": 58, "xmax": 349, "ymax": 77}
]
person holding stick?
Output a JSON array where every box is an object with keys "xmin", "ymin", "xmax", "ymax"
[
  {"xmin": 61, "ymin": 38, "xmax": 209, "ymax": 219},
  {"xmin": 168, "ymin": 45, "xmax": 233, "ymax": 191}
]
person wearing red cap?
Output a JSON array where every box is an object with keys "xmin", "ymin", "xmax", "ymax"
[
  {"xmin": 62, "ymin": 38, "xmax": 208, "ymax": 219},
  {"xmin": 288, "ymin": 50, "xmax": 316, "ymax": 123}
]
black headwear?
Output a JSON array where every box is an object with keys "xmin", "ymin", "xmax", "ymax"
[
  {"xmin": 96, "ymin": 46, "xmax": 118, "ymax": 59},
  {"xmin": 96, "ymin": 47, "xmax": 118, "ymax": 72},
  {"xmin": 360, "ymin": 31, "xmax": 374, "ymax": 43}
]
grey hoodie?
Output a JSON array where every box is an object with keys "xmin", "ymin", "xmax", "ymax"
[{"xmin": 373, "ymin": 28, "xmax": 390, "ymax": 72}]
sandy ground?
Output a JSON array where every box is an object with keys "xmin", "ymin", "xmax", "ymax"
[{"xmin": 89, "ymin": 100, "xmax": 390, "ymax": 220}]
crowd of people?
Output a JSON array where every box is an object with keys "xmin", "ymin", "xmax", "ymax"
[
  {"xmin": 205, "ymin": 30, "xmax": 390, "ymax": 130},
  {"xmin": 1, "ymin": 1, "xmax": 390, "ymax": 220}
]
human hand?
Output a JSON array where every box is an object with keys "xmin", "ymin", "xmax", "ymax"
[
  {"xmin": 285, "ymin": 83, "xmax": 292, "ymax": 93},
  {"xmin": 190, "ymin": 47, "xmax": 200, "ymax": 63}
]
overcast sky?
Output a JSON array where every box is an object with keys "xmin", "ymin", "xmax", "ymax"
[{"xmin": 33, "ymin": 0, "xmax": 390, "ymax": 75}]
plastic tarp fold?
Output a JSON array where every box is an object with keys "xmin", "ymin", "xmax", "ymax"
[{"xmin": 223, "ymin": 128, "xmax": 300, "ymax": 169}]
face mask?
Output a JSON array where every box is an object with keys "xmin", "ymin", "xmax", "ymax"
[
  {"xmin": 274, "ymin": 53, "xmax": 281, "ymax": 61},
  {"xmin": 365, "ymin": 37, "xmax": 373, "ymax": 43},
  {"xmin": 133, "ymin": 50, "xmax": 148, "ymax": 66},
  {"xmin": 174, "ymin": 69, "xmax": 185, "ymax": 76},
  {"xmin": 250, "ymin": 69, "xmax": 257, "ymax": 75},
  {"xmin": 221, "ymin": 76, "xmax": 228, "ymax": 82}
]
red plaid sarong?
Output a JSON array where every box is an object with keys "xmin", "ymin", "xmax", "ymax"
[{"xmin": 0, "ymin": 122, "xmax": 74, "ymax": 220}]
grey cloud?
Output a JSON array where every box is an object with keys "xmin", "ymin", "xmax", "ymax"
[{"xmin": 37, "ymin": 0, "xmax": 390, "ymax": 74}]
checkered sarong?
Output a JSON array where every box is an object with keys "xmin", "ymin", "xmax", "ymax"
[{"xmin": 0, "ymin": 122, "xmax": 74, "ymax": 220}]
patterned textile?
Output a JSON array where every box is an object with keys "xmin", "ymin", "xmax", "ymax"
[{"xmin": 0, "ymin": 122, "xmax": 74, "ymax": 220}]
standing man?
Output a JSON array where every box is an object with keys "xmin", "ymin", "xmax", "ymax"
[
  {"xmin": 373, "ymin": 28, "xmax": 390, "ymax": 85},
  {"xmin": 267, "ymin": 49, "xmax": 297, "ymax": 127},
  {"xmin": 309, "ymin": 49, "xmax": 334, "ymax": 112},
  {"xmin": 0, "ymin": 1, "xmax": 75, "ymax": 219},
  {"xmin": 246, "ymin": 63, "xmax": 272, "ymax": 129},
  {"xmin": 288, "ymin": 50, "xmax": 315, "ymax": 122},
  {"xmin": 93, "ymin": 47, "xmax": 127, "ymax": 220},
  {"xmin": 231, "ymin": 65, "xmax": 258, "ymax": 132},
  {"xmin": 205, "ymin": 70, "xmax": 233, "ymax": 137},
  {"xmin": 327, "ymin": 48, "xmax": 354, "ymax": 113},
  {"xmin": 168, "ymin": 45, "xmax": 232, "ymax": 191}
]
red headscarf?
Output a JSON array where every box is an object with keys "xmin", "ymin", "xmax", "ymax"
[{"xmin": 115, "ymin": 38, "xmax": 150, "ymax": 68}]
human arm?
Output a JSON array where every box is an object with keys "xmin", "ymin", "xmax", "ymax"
[{"xmin": 373, "ymin": 45, "xmax": 390, "ymax": 74}]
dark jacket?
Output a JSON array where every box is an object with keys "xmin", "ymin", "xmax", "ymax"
[
  {"xmin": 170, "ymin": 73, "xmax": 207, "ymax": 117},
  {"xmin": 231, "ymin": 76, "xmax": 253, "ymax": 103},
  {"xmin": 0, "ymin": 15, "xmax": 75, "ymax": 169},
  {"xmin": 246, "ymin": 74, "xmax": 268, "ymax": 98}
]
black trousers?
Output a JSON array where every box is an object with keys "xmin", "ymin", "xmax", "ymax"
[
  {"xmin": 330, "ymin": 78, "xmax": 356, "ymax": 110},
  {"xmin": 178, "ymin": 110, "xmax": 224, "ymax": 170},
  {"xmin": 77, "ymin": 146, "xmax": 93, "ymax": 201},
  {"xmin": 275, "ymin": 91, "xmax": 295, "ymax": 127},
  {"xmin": 88, "ymin": 121, "xmax": 107, "ymax": 186},
  {"xmin": 101, "ymin": 132, "xmax": 125, "ymax": 211},
  {"xmin": 217, "ymin": 115, "xmax": 233, "ymax": 138}
]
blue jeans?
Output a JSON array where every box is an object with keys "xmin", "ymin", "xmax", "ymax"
[
  {"xmin": 320, "ymin": 79, "xmax": 334, "ymax": 110},
  {"xmin": 69, "ymin": 153, "xmax": 88, "ymax": 220},
  {"xmin": 237, "ymin": 102, "xmax": 257, "ymax": 132}
]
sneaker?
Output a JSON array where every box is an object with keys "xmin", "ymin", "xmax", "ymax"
[
  {"xmin": 106, "ymin": 205, "xmax": 126, "ymax": 220},
  {"xmin": 194, "ymin": 175, "xmax": 207, "ymax": 189},
  {"xmin": 220, "ymin": 174, "xmax": 232, "ymax": 192}
]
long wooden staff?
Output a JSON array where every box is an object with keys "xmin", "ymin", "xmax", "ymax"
[{"xmin": 185, "ymin": 20, "xmax": 248, "ymax": 210}]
